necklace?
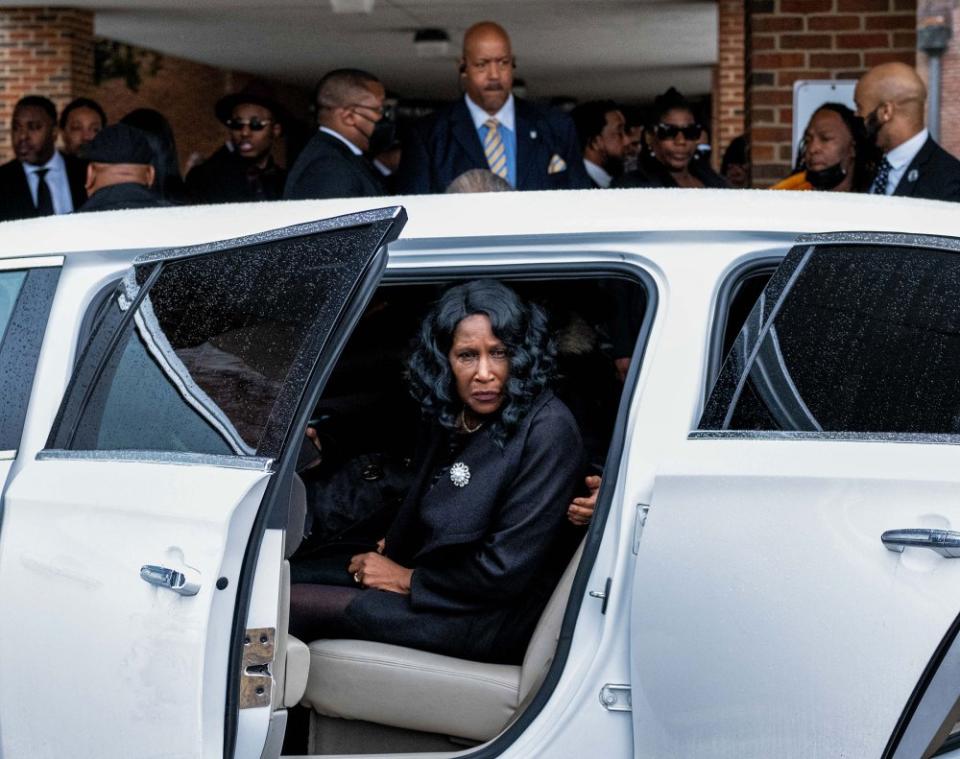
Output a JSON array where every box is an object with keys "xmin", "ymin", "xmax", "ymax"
[{"xmin": 458, "ymin": 408, "xmax": 483, "ymax": 434}]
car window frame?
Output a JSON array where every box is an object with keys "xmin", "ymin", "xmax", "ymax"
[
  {"xmin": 694, "ymin": 231, "xmax": 960, "ymax": 445},
  {"xmin": 44, "ymin": 210, "xmax": 405, "ymax": 465},
  {"xmin": 239, "ymin": 257, "xmax": 658, "ymax": 758},
  {"xmin": 0, "ymin": 256, "xmax": 63, "ymax": 457},
  {"xmin": 704, "ymin": 253, "xmax": 783, "ymax": 401}
]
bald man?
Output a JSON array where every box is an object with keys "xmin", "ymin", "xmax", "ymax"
[
  {"xmin": 855, "ymin": 62, "xmax": 960, "ymax": 202},
  {"xmin": 396, "ymin": 21, "xmax": 590, "ymax": 194},
  {"xmin": 284, "ymin": 68, "xmax": 387, "ymax": 199}
]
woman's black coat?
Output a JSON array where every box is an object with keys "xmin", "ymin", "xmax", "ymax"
[
  {"xmin": 343, "ymin": 390, "xmax": 585, "ymax": 664},
  {"xmin": 614, "ymin": 152, "xmax": 728, "ymax": 189}
]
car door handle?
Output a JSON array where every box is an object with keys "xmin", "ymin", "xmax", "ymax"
[
  {"xmin": 881, "ymin": 529, "xmax": 960, "ymax": 558},
  {"xmin": 140, "ymin": 564, "xmax": 201, "ymax": 596}
]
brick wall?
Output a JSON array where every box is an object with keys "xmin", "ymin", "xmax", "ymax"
[
  {"xmin": 917, "ymin": 3, "xmax": 960, "ymax": 159},
  {"xmin": 747, "ymin": 0, "xmax": 917, "ymax": 186},
  {"xmin": 89, "ymin": 48, "xmax": 310, "ymax": 173},
  {"xmin": 0, "ymin": 7, "xmax": 94, "ymax": 161},
  {"xmin": 0, "ymin": 7, "xmax": 310, "ymax": 170},
  {"xmin": 714, "ymin": 0, "xmax": 746, "ymax": 170}
]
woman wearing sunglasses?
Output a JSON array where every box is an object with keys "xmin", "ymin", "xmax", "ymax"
[
  {"xmin": 615, "ymin": 88, "xmax": 727, "ymax": 189},
  {"xmin": 771, "ymin": 103, "xmax": 875, "ymax": 192}
]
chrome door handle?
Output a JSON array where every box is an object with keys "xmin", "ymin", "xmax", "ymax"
[
  {"xmin": 881, "ymin": 529, "xmax": 960, "ymax": 558},
  {"xmin": 140, "ymin": 564, "xmax": 201, "ymax": 596}
]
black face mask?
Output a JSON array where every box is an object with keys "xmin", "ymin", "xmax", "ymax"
[
  {"xmin": 861, "ymin": 107, "xmax": 882, "ymax": 145},
  {"xmin": 366, "ymin": 118, "xmax": 396, "ymax": 157},
  {"xmin": 806, "ymin": 162, "xmax": 847, "ymax": 190}
]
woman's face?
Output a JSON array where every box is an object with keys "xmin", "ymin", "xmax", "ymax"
[
  {"xmin": 803, "ymin": 109, "xmax": 855, "ymax": 174},
  {"xmin": 448, "ymin": 313, "xmax": 510, "ymax": 417},
  {"xmin": 652, "ymin": 107, "xmax": 698, "ymax": 171}
]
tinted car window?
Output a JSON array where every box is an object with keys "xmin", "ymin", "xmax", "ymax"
[
  {"xmin": 700, "ymin": 244, "xmax": 960, "ymax": 435},
  {"xmin": 62, "ymin": 220, "xmax": 394, "ymax": 457},
  {"xmin": 0, "ymin": 266, "xmax": 61, "ymax": 451}
]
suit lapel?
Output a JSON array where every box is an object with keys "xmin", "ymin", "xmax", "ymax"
[
  {"xmin": 451, "ymin": 100, "xmax": 488, "ymax": 171},
  {"xmin": 893, "ymin": 136, "xmax": 934, "ymax": 197},
  {"xmin": 514, "ymin": 99, "xmax": 539, "ymax": 189}
]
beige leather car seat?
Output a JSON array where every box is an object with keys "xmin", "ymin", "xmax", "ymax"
[{"xmin": 299, "ymin": 541, "xmax": 585, "ymax": 743}]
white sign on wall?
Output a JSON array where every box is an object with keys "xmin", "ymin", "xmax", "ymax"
[{"xmin": 791, "ymin": 80, "xmax": 857, "ymax": 167}]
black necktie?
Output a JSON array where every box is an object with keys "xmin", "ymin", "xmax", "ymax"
[
  {"xmin": 872, "ymin": 157, "xmax": 892, "ymax": 195},
  {"xmin": 34, "ymin": 168, "xmax": 54, "ymax": 215}
]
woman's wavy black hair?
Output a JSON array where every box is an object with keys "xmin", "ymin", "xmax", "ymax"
[{"xmin": 407, "ymin": 280, "xmax": 555, "ymax": 446}]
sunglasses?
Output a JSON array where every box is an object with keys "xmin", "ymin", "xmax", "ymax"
[
  {"xmin": 225, "ymin": 118, "xmax": 273, "ymax": 131},
  {"xmin": 655, "ymin": 123, "xmax": 702, "ymax": 141}
]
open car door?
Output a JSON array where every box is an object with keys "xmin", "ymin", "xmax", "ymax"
[
  {"xmin": 0, "ymin": 207, "xmax": 405, "ymax": 759},
  {"xmin": 631, "ymin": 233, "xmax": 960, "ymax": 758}
]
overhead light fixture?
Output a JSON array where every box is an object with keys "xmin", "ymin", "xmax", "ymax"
[
  {"xmin": 414, "ymin": 28, "xmax": 450, "ymax": 58},
  {"xmin": 330, "ymin": 0, "xmax": 375, "ymax": 13}
]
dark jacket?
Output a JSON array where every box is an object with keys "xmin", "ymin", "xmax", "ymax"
[
  {"xmin": 892, "ymin": 136, "xmax": 960, "ymax": 202},
  {"xmin": 77, "ymin": 182, "xmax": 171, "ymax": 213},
  {"xmin": 614, "ymin": 152, "xmax": 728, "ymax": 189},
  {"xmin": 344, "ymin": 390, "xmax": 585, "ymax": 664},
  {"xmin": 185, "ymin": 146, "xmax": 286, "ymax": 204},
  {"xmin": 396, "ymin": 98, "xmax": 593, "ymax": 194},
  {"xmin": 284, "ymin": 130, "xmax": 385, "ymax": 200},
  {"xmin": 0, "ymin": 153, "xmax": 87, "ymax": 222}
]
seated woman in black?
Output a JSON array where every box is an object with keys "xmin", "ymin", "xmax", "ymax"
[{"xmin": 289, "ymin": 280, "xmax": 585, "ymax": 665}]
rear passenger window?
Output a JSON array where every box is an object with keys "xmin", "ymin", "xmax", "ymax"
[{"xmin": 700, "ymin": 243, "xmax": 960, "ymax": 435}]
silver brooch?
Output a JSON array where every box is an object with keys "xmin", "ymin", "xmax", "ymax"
[
  {"xmin": 907, "ymin": 169, "xmax": 919, "ymax": 183},
  {"xmin": 450, "ymin": 461, "xmax": 471, "ymax": 488}
]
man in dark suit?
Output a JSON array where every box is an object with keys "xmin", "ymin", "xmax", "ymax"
[
  {"xmin": 284, "ymin": 69, "xmax": 387, "ymax": 200},
  {"xmin": 76, "ymin": 123, "xmax": 169, "ymax": 212},
  {"xmin": 570, "ymin": 100, "xmax": 628, "ymax": 189},
  {"xmin": 396, "ymin": 22, "xmax": 591, "ymax": 194},
  {"xmin": 855, "ymin": 62, "xmax": 960, "ymax": 202},
  {"xmin": 186, "ymin": 88, "xmax": 287, "ymax": 204},
  {"xmin": 0, "ymin": 96, "xmax": 86, "ymax": 223}
]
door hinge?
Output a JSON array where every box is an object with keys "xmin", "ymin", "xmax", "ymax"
[
  {"xmin": 239, "ymin": 627, "xmax": 274, "ymax": 709},
  {"xmin": 633, "ymin": 503, "xmax": 651, "ymax": 554},
  {"xmin": 599, "ymin": 683, "xmax": 632, "ymax": 712}
]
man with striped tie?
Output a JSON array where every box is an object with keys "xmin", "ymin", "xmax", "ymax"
[{"xmin": 397, "ymin": 22, "xmax": 590, "ymax": 194}]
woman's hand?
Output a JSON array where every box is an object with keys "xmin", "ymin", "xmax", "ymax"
[
  {"xmin": 348, "ymin": 552, "xmax": 413, "ymax": 595},
  {"xmin": 567, "ymin": 475, "xmax": 601, "ymax": 526}
]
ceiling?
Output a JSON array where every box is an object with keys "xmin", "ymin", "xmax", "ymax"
[{"xmin": 49, "ymin": 0, "xmax": 718, "ymax": 102}]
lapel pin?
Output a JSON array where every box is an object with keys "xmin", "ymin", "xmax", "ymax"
[
  {"xmin": 530, "ymin": 129, "xmax": 538, "ymax": 140},
  {"xmin": 907, "ymin": 169, "xmax": 919, "ymax": 183},
  {"xmin": 450, "ymin": 461, "xmax": 471, "ymax": 488}
]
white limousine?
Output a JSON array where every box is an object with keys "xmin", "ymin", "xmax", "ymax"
[{"xmin": 0, "ymin": 189, "xmax": 958, "ymax": 759}]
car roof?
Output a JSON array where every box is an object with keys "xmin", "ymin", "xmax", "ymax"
[{"xmin": 1, "ymin": 189, "xmax": 958, "ymax": 261}]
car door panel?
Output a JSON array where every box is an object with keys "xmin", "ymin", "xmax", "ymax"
[
  {"xmin": 0, "ymin": 208, "xmax": 405, "ymax": 759},
  {"xmin": 0, "ymin": 459, "xmax": 268, "ymax": 758},
  {"xmin": 632, "ymin": 234, "xmax": 960, "ymax": 758},
  {"xmin": 632, "ymin": 441, "xmax": 960, "ymax": 758}
]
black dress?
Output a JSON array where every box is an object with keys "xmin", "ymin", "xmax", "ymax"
[{"xmin": 291, "ymin": 390, "xmax": 585, "ymax": 665}]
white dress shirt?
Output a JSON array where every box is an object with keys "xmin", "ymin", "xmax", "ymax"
[
  {"xmin": 583, "ymin": 159, "xmax": 612, "ymax": 188},
  {"xmin": 23, "ymin": 151, "xmax": 73, "ymax": 214},
  {"xmin": 319, "ymin": 126, "xmax": 363, "ymax": 156},
  {"xmin": 464, "ymin": 93, "xmax": 516, "ymax": 133},
  {"xmin": 877, "ymin": 128, "xmax": 928, "ymax": 195}
]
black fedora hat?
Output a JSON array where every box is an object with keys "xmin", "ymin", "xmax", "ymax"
[{"xmin": 215, "ymin": 85, "xmax": 285, "ymax": 125}]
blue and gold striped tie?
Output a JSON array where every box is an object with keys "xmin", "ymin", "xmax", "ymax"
[{"xmin": 483, "ymin": 118, "xmax": 508, "ymax": 179}]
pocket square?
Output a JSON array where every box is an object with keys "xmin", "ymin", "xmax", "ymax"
[{"xmin": 548, "ymin": 154, "xmax": 567, "ymax": 174}]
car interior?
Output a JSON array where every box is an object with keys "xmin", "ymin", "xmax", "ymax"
[{"xmin": 276, "ymin": 273, "xmax": 648, "ymax": 756}]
